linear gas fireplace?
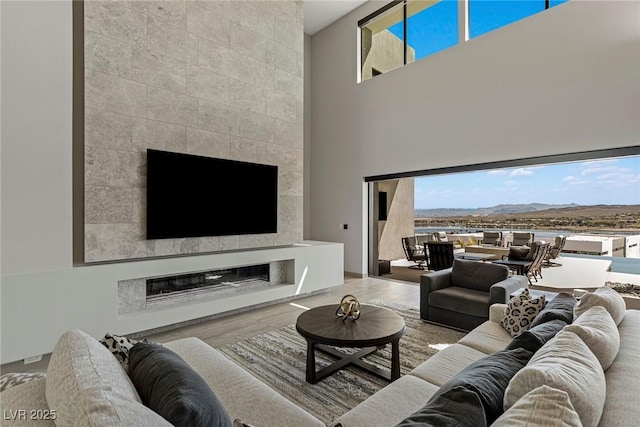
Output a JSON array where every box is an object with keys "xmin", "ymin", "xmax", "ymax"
[
  {"xmin": 147, "ymin": 264, "xmax": 269, "ymax": 300},
  {"xmin": 117, "ymin": 260, "xmax": 292, "ymax": 314}
]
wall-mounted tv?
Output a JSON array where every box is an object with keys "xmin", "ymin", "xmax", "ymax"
[{"xmin": 146, "ymin": 149, "xmax": 278, "ymax": 239}]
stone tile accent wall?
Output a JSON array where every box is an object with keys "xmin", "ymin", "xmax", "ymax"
[{"xmin": 83, "ymin": 0, "xmax": 303, "ymax": 262}]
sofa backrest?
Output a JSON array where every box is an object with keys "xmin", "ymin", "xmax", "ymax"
[{"xmin": 451, "ymin": 259, "xmax": 510, "ymax": 292}]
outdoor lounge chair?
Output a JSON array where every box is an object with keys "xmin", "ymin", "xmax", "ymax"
[
  {"xmin": 402, "ymin": 236, "xmax": 428, "ymax": 269},
  {"xmin": 480, "ymin": 231, "xmax": 502, "ymax": 246},
  {"xmin": 432, "ymin": 231, "xmax": 462, "ymax": 249},
  {"xmin": 511, "ymin": 232, "xmax": 534, "ymax": 246},
  {"xmin": 544, "ymin": 235, "xmax": 567, "ymax": 266},
  {"xmin": 426, "ymin": 241, "xmax": 455, "ymax": 271}
]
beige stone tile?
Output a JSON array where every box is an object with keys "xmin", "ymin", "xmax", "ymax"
[
  {"xmin": 186, "ymin": 64, "xmax": 231, "ymax": 104},
  {"xmin": 132, "ymin": 118, "xmax": 187, "ymax": 152},
  {"xmin": 132, "ymin": 48, "xmax": 187, "ymax": 93},
  {"xmin": 187, "ymin": 33, "xmax": 199, "ymax": 65},
  {"xmin": 85, "ymin": 185, "xmax": 134, "ymax": 224},
  {"xmin": 228, "ymin": 80, "xmax": 266, "ymax": 114},
  {"xmin": 238, "ymin": 110, "xmax": 276, "ymax": 142},
  {"xmin": 147, "ymin": 86, "xmax": 199, "ymax": 127},
  {"xmin": 198, "ymin": 235, "xmax": 241, "ymax": 253},
  {"xmin": 198, "ymin": 38, "xmax": 240, "ymax": 78},
  {"xmin": 280, "ymin": 168, "xmax": 303, "ymax": 196},
  {"xmin": 273, "ymin": 119, "xmax": 303, "ymax": 148},
  {"xmin": 187, "ymin": 1, "xmax": 231, "ymax": 47},
  {"xmin": 85, "ymin": 0, "xmax": 147, "ymax": 49},
  {"xmin": 230, "ymin": 22, "xmax": 268, "ymax": 64},
  {"xmin": 85, "ymin": 223, "xmax": 149, "ymax": 262},
  {"xmin": 85, "ymin": 146, "xmax": 145, "ymax": 187},
  {"xmin": 198, "ymin": 99, "xmax": 240, "ymax": 136},
  {"xmin": 187, "ymin": 0, "xmax": 239, "ymax": 23},
  {"xmin": 266, "ymin": 88, "xmax": 297, "ymax": 121},
  {"xmin": 186, "ymin": 127, "xmax": 231, "ymax": 158},
  {"xmin": 238, "ymin": 2, "xmax": 274, "ymax": 39},
  {"xmin": 148, "ymin": 16, "xmax": 189, "ymax": 61},
  {"xmin": 132, "ymin": 187, "xmax": 146, "ymax": 224},
  {"xmin": 85, "ymin": 69, "xmax": 147, "ymax": 117},
  {"xmin": 266, "ymin": 39, "xmax": 297, "ymax": 76},
  {"xmin": 279, "ymin": 194, "xmax": 303, "ymax": 222},
  {"xmin": 275, "ymin": 68, "xmax": 302, "ymax": 101},
  {"xmin": 149, "ymin": 237, "xmax": 201, "ymax": 257},
  {"xmin": 85, "ymin": 31, "xmax": 132, "ymax": 78},
  {"xmin": 238, "ymin": 54, "xmax": 274, "ymax": 88},
  {"xmin": 228, "ymin": 136, "xmax": 264, "ymax": 163},
  {"xmin": 275, "ymin": 16, "xmax": 303, "ymax": 53},
  {"xmin": 85, "ymin": 108, "xmax": 133, "ymax": 150},
  {"xmin": 126, "ymin": 1, "xmax": 187, "ymax": 28}
]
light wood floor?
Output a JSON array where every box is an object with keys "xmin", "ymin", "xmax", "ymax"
[{"xmin": 1, "ymin": 275, "xmax": 420, "ymax": 374}]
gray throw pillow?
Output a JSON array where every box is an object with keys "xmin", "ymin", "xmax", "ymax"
[
  {"xmin": 395, "ymin": 386, "xmax": 487, "ymax": 427},
  {"xmin": 530, "ymin": 293, "xmax": 577, "ymax": 327},
  {"xmin": 426, "ymin": 348, "xmax": 533, "ymax": 425},
  {"xmin": 128, "ymin": 342, "xmax": 232, "ymax": 427},
  {"xmin": 505, "ymin": 319, "xmax": 567, "ymax": 354}
]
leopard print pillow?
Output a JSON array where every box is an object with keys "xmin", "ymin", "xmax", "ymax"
[
  {"xmin": 99, "ymin": 333, "xmax": 153, "ymax": 373},
  {"xmin": 501, "ymin": 289, "xmax": 547, "ymax": 337}
]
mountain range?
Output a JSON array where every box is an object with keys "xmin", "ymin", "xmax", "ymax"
[{"xmin": 415, "ymin": 203, "xmax": 581, "ymax": 218}]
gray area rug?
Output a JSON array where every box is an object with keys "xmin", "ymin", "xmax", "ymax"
[{"xmin": 218, "ymin": 300, "xmax": 466, "ymax": 425}]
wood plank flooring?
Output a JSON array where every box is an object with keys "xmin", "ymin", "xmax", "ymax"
[{"xmin": 1, "ymin": 276, "xmax": 420, "ymax": 374}]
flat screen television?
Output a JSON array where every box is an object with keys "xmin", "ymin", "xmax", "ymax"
[{"xmin": 146, "ymin": 149, "xmax": 278, "ymax": 239}]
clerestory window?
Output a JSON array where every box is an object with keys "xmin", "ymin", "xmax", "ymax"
[{"xmin": 359, "ymin": 0, "xmax": 569, "ymax": 82}]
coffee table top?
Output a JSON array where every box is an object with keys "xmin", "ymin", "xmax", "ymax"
[{"xmin": 296, "ymin": 304, "xmax": 406, "ymax": 348}]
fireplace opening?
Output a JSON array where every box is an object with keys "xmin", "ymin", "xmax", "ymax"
[{"xmin": 146, "ymin": 264, "xmax": 270, "ymax": 300}]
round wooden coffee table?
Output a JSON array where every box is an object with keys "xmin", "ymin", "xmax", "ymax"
[{"xmin": 295, "ymin": 304, "xmax": 406, "ymax": 384}]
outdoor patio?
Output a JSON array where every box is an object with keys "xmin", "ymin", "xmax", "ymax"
[{"xmin": 385, "ymin": 254, "xmax": 640, "ymax": 309}]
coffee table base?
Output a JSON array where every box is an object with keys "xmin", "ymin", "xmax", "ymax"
[{"xmin": 305, "ymin": 339, "xmax": 401, "ymax": 384}]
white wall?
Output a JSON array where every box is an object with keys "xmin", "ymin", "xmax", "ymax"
[
  {"xmin": 1, "ymin": 0, "xmax": 73, "ymax": 275},
  {"xmin": 310, "ymin": 0, "xmax": 640, "ymax": 274}
]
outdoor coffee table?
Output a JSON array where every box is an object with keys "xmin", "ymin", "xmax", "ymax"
[{"xmin": 295, "ymin": 304, "xmax": 406, "ymax": 384}]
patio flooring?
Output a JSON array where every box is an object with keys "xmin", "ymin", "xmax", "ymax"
[{"xmin": 387, "ymin": 255, "xmax": 640, "ymax": 291}]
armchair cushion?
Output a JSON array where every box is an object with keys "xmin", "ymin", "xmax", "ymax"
[
  {"xmin": 429, "ymin": 287, "xmax": 491, "ymax": 318},
  {"xmin": 450, "ymin": 259, "xmax": 509, "ymax": 293}
]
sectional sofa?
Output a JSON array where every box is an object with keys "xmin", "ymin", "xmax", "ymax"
[{"xmin": 1, "ymin": 286, "xmax": 638, "ymax": 426}]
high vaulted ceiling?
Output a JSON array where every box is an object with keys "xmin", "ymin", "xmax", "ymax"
[{"xmin": 304, "ymin": 0, "xmax": 369, "ymax": 35}]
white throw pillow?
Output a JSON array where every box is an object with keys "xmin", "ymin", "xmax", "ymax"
[
  {"xmin": 504, "ymin": 330, "xmax": 605, "ymax": 427},
  {"xmin": 493, "ymin": 385, "xmax": 582, "ymax": 427},
  {"xmin": 46, "ymin": 329, "xmax": 171, "ymax": 427},
  {"xmin": 564, "ymin": 306, "xmax": 620, "ymax": 370},
  {"xmin": 501, "ymin": 289, "xmax": 546, "ymax": 337},
  {"xmin": 574, "ymin": 286, "xmax": 626, "ymax": 325}
]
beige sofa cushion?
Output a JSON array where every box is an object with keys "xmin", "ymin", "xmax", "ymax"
[
  {"xmin": 598, "ymin": 310, "xmax": 640, "ymax": 427},
  {"xmin": 164, "ymin": 338, "xmax": 324, "ymax": 427},
  {"xmin": 504, "ymin": 330, "xmax": 605, "ymax": 427},
  {"xmin": 331, "ymin": 375, "xmax": 439, "ymax": 427},
  {"xmin": 457, "ymin": 320, "xmax": 512, "ymax": 354},
  {"xmin": 46, "ymin": 329, "xmax": 171, "ymax": 427},
  {"xmin": 574, "ymin": 286, "xmax": 626, "ymax": 325},
  {"xmin": 408, "ymin": 343, "xmax": 487, "ymax": 387},
  {"xmin": 493, "ymin": 385, "xmax": 582, "ymax": 427},
  {"xmin": 564, "ymin": 306, "xmax": 620, "ymax": 370}
]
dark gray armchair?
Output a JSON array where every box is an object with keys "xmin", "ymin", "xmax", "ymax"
[{"xmin": 420, "ymin": 259, "xmax": 528, "ymax": 331}]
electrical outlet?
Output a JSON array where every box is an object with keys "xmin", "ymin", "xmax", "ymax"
[
  {"xmin": 342, "ymin": 224, "xmax": 348, "ymax": 230},
  {"xmin": 24, "ymin": 355, "xmax": 42, "ymax": 364}
]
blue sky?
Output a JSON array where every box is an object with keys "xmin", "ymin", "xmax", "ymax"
[
  {"xmin": 389, "ymin": 0, "xmax": 569, "ymax": 60},
  {"xmin": 414, "ymin": 156, "xmax": 640, "ymax": 209}
]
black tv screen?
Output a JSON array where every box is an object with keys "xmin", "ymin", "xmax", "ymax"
[{"xmin": 146, "ymin": 149, "xmax": 278, "ymax": 239}]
